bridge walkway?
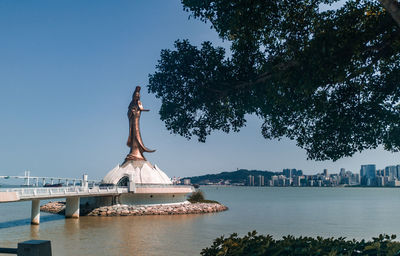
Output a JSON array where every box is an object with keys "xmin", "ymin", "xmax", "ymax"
[{"xmin": 0, "ymin": 184, "xmax": 193, "ymax": 225}]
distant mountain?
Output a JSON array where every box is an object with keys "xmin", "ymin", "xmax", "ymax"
[{"xmin": 185, "ymin": 169, "xmax": 279, "ymax": 185}]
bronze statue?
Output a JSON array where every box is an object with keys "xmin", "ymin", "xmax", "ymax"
[{"xmin": 125, "ymin": 86, "xmax": 155, "ymax": 162}]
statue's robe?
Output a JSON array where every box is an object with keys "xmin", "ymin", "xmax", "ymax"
[{"xmin": 126, "ymin": 100, "xmax": 155, "ymax": 161}]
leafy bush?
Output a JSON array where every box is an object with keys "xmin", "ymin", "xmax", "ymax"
[
  {"xmin": 201, "ymin": 231, "xmax": 400, "ymax": 256},
  {"xmin": 188, "ymin": 190, "xmax": 221, "ymax": 204},
  {"xmin": 188, "ymin": 190, "xmax": 205, "ymax": 202}
]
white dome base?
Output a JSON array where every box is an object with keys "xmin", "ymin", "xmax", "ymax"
[{"xmin": 102, "ymin": 160, "xmax": 172, "ymax": 185}]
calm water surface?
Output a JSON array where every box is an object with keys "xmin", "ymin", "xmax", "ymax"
[{"xmin": 0, "ymin": 187, "xmax": 400, "ymax": 255}]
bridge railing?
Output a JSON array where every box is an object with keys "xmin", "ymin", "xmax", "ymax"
[
  {"xmin": 87, "ymin": 186, "xmax": 128, "ymax": 193},
  {"xmin": 1, "ymin": 187, "xmax": 84, "ymax": 194},
  {"xmin": 0, "ymin": 186, "xmax": 129, "ymax": 198},
  {"xmin": 0, "ymin": 184, "xmax": 191, "ymax": 199},
  {"xmin": 135, "ymin": 184, "xmax": 193, "ymax": 189},
  {"xmin": 98, "ymin": 184, "xmax": 193, "ymax": 189}
]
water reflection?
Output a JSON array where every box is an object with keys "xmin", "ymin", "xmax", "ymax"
[
  {"xmin": 35, "ymin": 214, "xmax": 208, "ymax": 256},
  {"xmin": 0, "ymin": 215, "xmax": 63, "ymax": 229},
  {"xmin": 30, "ymin": 225, "xmax": 39, "ymax": 239}
]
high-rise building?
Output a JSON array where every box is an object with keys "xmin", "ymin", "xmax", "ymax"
[
  {"xmin": 293, "ymin": 176, "xmax": 302, "ymax": 186},
  {"xmin": 339, "ymin": 168, "xmax": 346, "ymax": 177},
  {"xmin": 360, "ymin": 164, "xmax": 376, "ymax": 186},
  {"xmin": 376, "ymin": 169, "xmax": 384, "ymax": 177},
  {"xmin": 283, "ymin": 168, "xmax": 303, "ymax": 177},
  {"xmin": 258, "ymin": 175, "xmax": 264, "ymax": 186},
  {"xmin": 385, "ymin": 166, "xmax": 397, "ymax": 181},
  {"xmin": 271, "ymin": 175, "xmax": 278, "ymax": 186},
  {"xmin": 323, "ymin": 169, "xmax": 328, "ymax": 177},
  {"xmin": 360, "ymin": 165, "xmax": 376, "ymax": 178},
  {"xmin": 377, "ymin": 176, "xmax": 385, "ymax": 186},
  {"xmin": 283, "ymin": 169, "xmax": 292, "ymax": 178},
  {"xmin": 248, "ymin": 175, "xmax": 255, "ymax": 186},
  {"xmin": 353, "ymin": 173, "xmax": 360, "ymax": 184},
  {"xmin": 397, "ymin": 165, "xmax": 400, "ymax": 180}
]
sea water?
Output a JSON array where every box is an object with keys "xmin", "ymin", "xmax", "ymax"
[{"xmin": 0, "ymin": 186, "xmax": 400, "ymax": 255}]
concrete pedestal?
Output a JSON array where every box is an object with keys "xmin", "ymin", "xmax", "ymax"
[
  {"xmin": 65, "ymin": 197, "xmax": 80, "ymax": 218},
  {"xmin": 31, "ymin": 199, "xmax": 40, "ymax": 225}
]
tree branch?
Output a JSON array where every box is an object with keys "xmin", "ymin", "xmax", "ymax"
[{"xmin": 209, "ymin": 61, "xmax": 299, "ymax": 98}]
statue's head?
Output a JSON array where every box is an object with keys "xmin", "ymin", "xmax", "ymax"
[{"xmin": 133, "ymin": 86, "xmax": 141, "ymax": 100}]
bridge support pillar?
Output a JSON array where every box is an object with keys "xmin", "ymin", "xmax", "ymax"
[
  {"xmin": 31, "ymin": 199, "xmax": 40, "ymax": 225},
  {"xmin": 65, "ymin": 197, "xmax": 80, "ymax": 218}
]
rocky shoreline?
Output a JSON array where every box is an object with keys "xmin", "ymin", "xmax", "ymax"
[
  {"xmin": 41, "ymin": 201, "xmax": 66, "ymax": 215},
  {"xmin": 40, "ymin": 201, "xmax": 228, "ymax": 216}
]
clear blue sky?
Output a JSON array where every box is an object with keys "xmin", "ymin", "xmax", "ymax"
[{"xmin": 0, "ymin": 0, "xmax": 399, "ymax": 180}]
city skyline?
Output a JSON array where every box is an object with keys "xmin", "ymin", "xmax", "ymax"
[
  {"xmin": 186, "ymin": 163, "xmax": 400, "ymax": 188},
  {"xmin": 0, "ymin": 0, "xmax": 400, "ymax": 180}
]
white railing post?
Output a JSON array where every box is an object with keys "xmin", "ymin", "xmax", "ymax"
[{"xmin": 82, "ymin": 174, "xmax": 88, "ymax": 190}]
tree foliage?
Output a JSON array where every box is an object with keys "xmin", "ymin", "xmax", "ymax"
[
  {"xmin": 187, "ymin": 190, "xmax": 221, "ymax": 204},
  {"xmin": 188, "ymin": 190, "xmax": 205, "ymax": 202},
  {"xmin": 148, "ymin": 0, "xmax": 400, "ymax": 161},
  {"xmin": 201, "ymin": 231, "xmax": 400, "ymax": 256}
]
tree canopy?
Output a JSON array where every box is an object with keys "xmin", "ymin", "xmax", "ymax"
[{"xmin": 148, "ymin": 0, "xmax": 400, "ymax": 161}]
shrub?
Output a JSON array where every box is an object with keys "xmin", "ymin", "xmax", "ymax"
[
  {"xmin": 201, "ymin": 231, "xmax": 400, "ymax": 256},
  {"xmin": 188, "ymin": 190, "xmax": 205, "ymax": 203},
  {"xmin": 188, "ymin": 190, "xmax": 222, "ymax": 204}
]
